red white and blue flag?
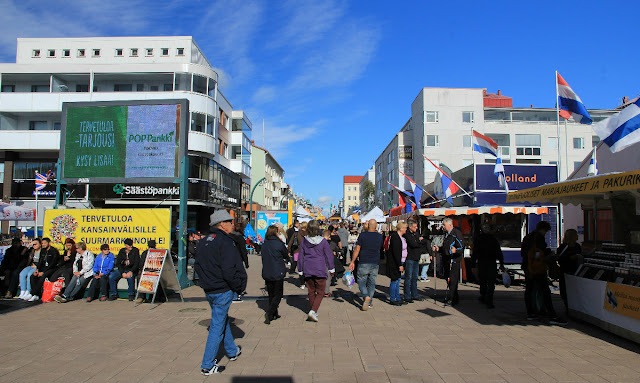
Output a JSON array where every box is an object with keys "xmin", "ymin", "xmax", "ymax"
[
  {"xmin": 472, "ymin": 129, "xmax": 498, "ymax": 157},
  {"xmin": 398, "ymin": 171, "xmax": 423, "ymax": 209},
  {"xmin": 557, "ymin": 72, "xmax": 592, "ymax": 125},
  {"xmin": 35, "ymin": 172, "xmax": 48, "ymax": 192},
  {"xmin": 387, "ymin": 181, "xmax": 413, "ymax": 207}
]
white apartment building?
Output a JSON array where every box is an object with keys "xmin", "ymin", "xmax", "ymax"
[
  {"xmin": 0, "ymin": 36, "xmax": 249, "ymax": 233},
  {"xmin": 375, "ymin": 87, "xmax": 619, "ymax": 207},
  {"xmin": 343, "ymin": 176, "xmax": 363, "ymax": 213}
]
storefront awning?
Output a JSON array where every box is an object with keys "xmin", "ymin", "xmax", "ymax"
[
  {"xmin": 506, "ymin": 169, "xmax": 640, "ymax": 205},
  {"xmin": 387, "ymin": 205, "xmax": 548, "ymax": 221}
]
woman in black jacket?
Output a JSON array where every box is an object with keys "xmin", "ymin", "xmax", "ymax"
[
  {"xmin": 387, "ymin": 223, "xmax": 407, "ymax": 306},
  {"xmin": 261, "ymin": 225, "xmax": 289, "ymax": 324}
]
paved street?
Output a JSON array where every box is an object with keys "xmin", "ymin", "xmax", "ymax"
[{"xmin": 1, "ymin": 252, "xmax": 639, "ymax": 383}]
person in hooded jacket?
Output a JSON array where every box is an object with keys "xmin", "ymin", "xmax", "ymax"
[
  {"xmin": 261, "ymin": 225, "xmax": 288, "ymax": 324},
  {"xmin": 297, "ymin": 220, "xmax": 335, "ymax": 322}
]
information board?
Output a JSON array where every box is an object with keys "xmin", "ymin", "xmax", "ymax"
[
  {"xmin": 60, "ymin": 100, "xmax": 188, "ymax": 183},
  {"xmin": 135, "ymin": 248, "xmax": 183, "ymax": 308},
  {"xmin": 256, "ymin": 211, "xmax": 289, "ymax": 242}
]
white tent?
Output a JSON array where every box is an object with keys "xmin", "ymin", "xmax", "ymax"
[
  {"xmin": 294, "ymin": 206, "xmax": 312, "ymax": 222},
  {"xmin": 360, "ymin": 207, "xmax": 385, "ymax": 223}
]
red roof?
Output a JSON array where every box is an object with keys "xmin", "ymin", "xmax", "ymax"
[
  {"xmin": 483, "ymin": 89, "xmax": 512, "ymax": 107},
  {"xmin": 343, "ymin": 175, "xmax": 363, "ymax": 184}
]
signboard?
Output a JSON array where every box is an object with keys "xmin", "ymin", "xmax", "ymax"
[
  {"xmin": 43, "ymin": 208, "xmax": 171, "ymax": 253},
  {"xmin": 256, "ymin": 211, "xmax": 289, "ymax": 242},
  {"xmin": 399, "ymin": 160, "xmax": 414, "ymax": 176},
  {"xmin": 0, "ymin": 202, "xmax": 35, "ymax": 221},
  {"xmin": 604, "ymin": 281, "xmax": 640, "ymax": 321},
  {"xmin": 135, "ymin": 248, "xmax": 183, "ymax": 307},
  {"xmin": 476, "ymin": 164, "xmax": 557, "ymax": 192},
  {"xmin": 399, "ymin": 146, "xmax": 413, "ymax": 159},
  {"xmin": 60, "ymin": 99, "xmax": 188, "ymax": 183}
]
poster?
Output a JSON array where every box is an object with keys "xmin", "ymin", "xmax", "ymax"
[
  {"xmin": 604, "ymin": 282, "xmax": 640, "ymax": 321},
  {"xmin": 256, "ymin": 211, "xmax": 289, "ymax": 242},
  {"xmin": 43, "ymin": 208, "xmax": 171, "ymax": 253},
  {"xmin": 138, "ymin": 249, "xmax": 167, "ymax": 293}
]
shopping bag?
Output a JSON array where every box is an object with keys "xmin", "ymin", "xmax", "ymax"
[
  {"xmin": 419, "ymin": 253, "xmax": 431, "ymax": 265},
  {"xmin": 42, "ymin": 278, "xmax": 64, "ymax": 302},
  {"xmin": 342, "ymin": 271, "xmax": 355, "ymax": 289},
  {"xmin": 502, "ymin": 271, "xmax": 512, "ymax": 288}
]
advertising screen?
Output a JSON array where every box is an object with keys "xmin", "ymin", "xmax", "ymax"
[{"xmin": 60, "ymin": 99, "xmax": 188, "ymax": 183}]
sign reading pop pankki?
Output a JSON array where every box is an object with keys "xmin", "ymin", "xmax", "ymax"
[{"xmin": 43, "ymin": 208, "xmax": 171, "ymax": 253}]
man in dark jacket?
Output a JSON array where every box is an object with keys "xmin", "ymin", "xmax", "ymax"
[
  {"xmin": 195, "ymin": 210, "xmax": 246, "ymax": 375},
  {"xmin": 472, "ymin": 224, "xmax": 504, "ymax": 309},
  {"xmin": 433, "ymin": 218, "xmax": 464, "ymax": 306},
  {"xmin": 108, "ymin": 238, "xmax": 140, "ymax": 301},
  {"xmin": 0, "ymin": 238, "xmax": 27, "ymax": 298},
  {"xmin": 29, "ymin": 237, "xmax": 60, "ymax": 300},
  {"xmin": 403, "ymin": 220, "xmax": 430, "ymax": 302}
]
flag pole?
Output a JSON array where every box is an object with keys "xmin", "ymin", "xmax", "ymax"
[
  {"xmin": 34, "ymin": 171, "xmax": 39, "ymax": 238},
  {"xmin": 471, "ymin": 127, "xmax": 476, "ymax": 204},
  {"xmin": 422, "ymin": 155, "xmax": 472, "ymax": 198},
  {"xmin": 555, "ymin": 71, "xmax": 562, "ymax": 180}
]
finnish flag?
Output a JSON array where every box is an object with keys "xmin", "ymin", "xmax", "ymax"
[{"xmin": 593, "ymin": 99, "xmax": 640, "ymax": 153}]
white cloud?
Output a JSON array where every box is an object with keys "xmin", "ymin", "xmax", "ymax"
[
  {"xmin": 251, "ymin": 85, "xmax": 278, "ymax": 104},
  {"xmin": 268, "ymin": 0, "xmax": 345, "ymax": 49},
  {"xmin": 317, "ymin": 196, "xmax": 332, "ymax": 205}
]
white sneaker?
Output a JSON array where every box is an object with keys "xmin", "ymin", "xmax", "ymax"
[
  {"xmin": 299, "ymin": 285, "xmax": 306, "ymax": 289},
  {"xmin": 307, "ymin": 310, "xmax": 318, "ymax": 322},
  {"xmin": 22, "ymin": 293, "xmax": 33, "ymax": 301},
  {"xmin": 28, "ymin": 295, "xmax": 39, "ymax": 302},
  {"xmin": 18, "ymin": 291, "xmax": 26, "ymax": 299}
]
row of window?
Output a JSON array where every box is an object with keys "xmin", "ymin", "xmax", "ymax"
[
  {"xmin": 32, "ymin": 47, "xmax": 185, "ymax": 58},
  {"xmin": 424, "ymin": 111, "xmax": 474, "ymax": 124},
  {"xmin": 425, "ymin": 133, "xmax": 600, "ymax": 153},
  {"xmin": 346, "ymin": 195, "xmax": 359, "ymax": 201},
  {"xmin": 346, "ymin": 186, "xmax": 359, "ymax": 192}
]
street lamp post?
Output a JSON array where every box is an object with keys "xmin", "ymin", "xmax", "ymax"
[{"xmin": 249, "ymin": 177, "xmax": 266, "ymax": 229}]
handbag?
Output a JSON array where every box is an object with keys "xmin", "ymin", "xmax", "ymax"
[
  {"xmin": 42, "ymin": 278, "xmax": 64, "ymax": 302},
  {"xmin": 419, "ymin": 253, "xmax": 431, "ymax": 265}
]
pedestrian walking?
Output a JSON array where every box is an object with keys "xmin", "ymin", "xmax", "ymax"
[
  {"xmin": 387, "ymin": 222, "xmax": 407, "ymax": 305},
  {"xmin": 195, "ymin": 210, "xmax": 246, "ymax": 375},
  {"xmin": 432, "ymin": 218, "xmax": 463, "ymax": 306},
  {"xmin": 289, "ymin": 222, "xmax": 307, "ymax": 289},
  {"xmin": 297, "ymin": 220, "xmax": 335, "ymax": 322},
  {"xmin": 349, "ymin": 219, "xmax": 383, "ymax": 310},
  {"xmin": 261, "ymin": 225, "xmax": 288, "ymax": 324},
  {"xmin": 337, "ymin": 223, "xmax": 350, "ymax": 266},
  {"xmin": 471, "ymin": 224, "xmax": 504, "ymax": 309}
]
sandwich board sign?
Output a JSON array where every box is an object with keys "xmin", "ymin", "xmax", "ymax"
[{"xmin": 134, "ymin": 248, "xmax": 184, "ymax": 308}]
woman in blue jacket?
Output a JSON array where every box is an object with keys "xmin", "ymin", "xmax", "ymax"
[
  {"xmin": 86, "ymin": 244, "xmax": 114, "ymax": 301},
  {"xmin": 261, "ymin": 225, "xmax": 289, "ymax": 324}
]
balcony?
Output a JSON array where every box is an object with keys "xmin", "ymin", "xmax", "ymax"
[
  {"xmin": 0, "ymin": 130, "xmax": 60, "ymax": 151},
  {"xmin": 188, "ymin": 131, "xmax": 215, "ymax": 155}
]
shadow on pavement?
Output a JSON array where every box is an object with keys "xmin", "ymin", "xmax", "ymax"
[
  {"xmin": 232, "ymin": 378, "xmax": 293, "ymax": 383},
  {"xmin": 284, "ymin": 295, "xmax": 309, "ymax": 314},
  {"xmin": 0, "ymin": 298, "xmax": 41, "ymax": 315}
]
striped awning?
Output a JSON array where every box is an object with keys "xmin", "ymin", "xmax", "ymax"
[{"xmin": 386, "ymin": 205, "xmax": 548, "ymax": 222}]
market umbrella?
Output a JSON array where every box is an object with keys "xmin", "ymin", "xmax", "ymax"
[{"xmin": 0, "ymin": 202, "xmax": 35, "ymax": 221}]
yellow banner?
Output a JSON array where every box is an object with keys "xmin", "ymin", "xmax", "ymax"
[
  {"xmin": 43, "ymin": 208, "xmax": 171, "ymax": 253},
  {"xmin": 604, "ymin": 282, "xmax": 640, "ymax": 321}
]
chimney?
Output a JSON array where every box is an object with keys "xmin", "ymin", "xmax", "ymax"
[
  {"xmin": 483, "ymin": 89, "xmax": 487, "ymax": 96},
  {"xmin": 531, "ymin": 104, "xmax": 533, "ymax": 108},
  {"xmin": 497, "ymin": 90, "xmax": 501, "ymax": 96},
  {"xmin": 622, "ymin": 96, "xmax": 629, "ymax": 104}
]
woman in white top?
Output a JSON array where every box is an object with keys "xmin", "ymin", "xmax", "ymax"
[{"xmin": 54, "ymin": 241, "xmax": 95, "ymax": 303}]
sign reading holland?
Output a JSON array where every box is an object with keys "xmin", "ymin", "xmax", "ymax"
[{"xmin": 506, "ymin": 170, "xmax": 640, "ymax": 203}]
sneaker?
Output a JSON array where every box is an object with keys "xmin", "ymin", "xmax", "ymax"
[
  {"xmin": 323, "ymin": 293, "xmax": 331, "ymax": 298},
  {"xmin": 128, "ymin": 295, "xmax": 135, "ymax": 302},
  {"xmin": 18, "ymin": 291, "xmax": 26, "ymax": 299},
  {"xmin": 549, "ymin": 317, "xmax": 568, "ymax": 326},
  {"xmin": 28, "ymin": 295, "xmax": 39, "ymax": 302},
  {"xmin": 54, "ymin": 295, "xmax": 67, "ymax": 303},
  {"xmin": 229, "ymin": 345, "xmax": 242, "ymax": 361},
  {"xmin": 368, "ymin": 304, "xmax": 373, "ymax": 309},
  {"xmin": 22, "ymin": 293, "xmax": 33, "ymax": 301},
  {"xmin": 299, "ymin": 285, "xmax": 306, "ymax": 289},
  {"xmin": 201, "ymin": 365, "xmax": 225, "ymax": 375},
  {"xmin": 233, "ymin": 296, "xmax": 243, "ymax": 302},
  {"xmin": 404, "ymin": 298, "xmax": 414, "ymax": 303},
  {"xmin": 100, "ymin": 296, "xmax": 108, "ymax": 301},
  {"xmin": 86, "ymin": 297, "xmax": 93, "ymax": 302},
  {"xmin": 307, "ymin": 310, "xmax": 319, "ymax": 322},
  {"xmin": 108, "ymin": 295, "xmax": 117, "ymax": 301},
  {"xmin": 362, "ymin": 297, "xmax": 371, "ymax": 311}
]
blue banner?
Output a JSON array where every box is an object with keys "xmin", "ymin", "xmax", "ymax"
[{"xmin": 475, "ymin": 164, "xmax": 557, "ymax": 191}]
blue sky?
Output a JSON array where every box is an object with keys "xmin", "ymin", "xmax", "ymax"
[{"xmin": 1, "ymin": 0, "xmax": 638, "ymax": 211}]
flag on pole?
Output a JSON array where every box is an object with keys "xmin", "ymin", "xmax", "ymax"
[
  {"xmin": 35, "ymin": 171, "xmax": 48, "ymax": 192},
  {"xmin": 386, "ymin": 181, "xmax": 412, "ymax": 207},
  {"xmin": 493, "ymin": 156, "xmax": 509, "ymax": 192},
  {"xmin": 424, "ymin": 157, "xmax": 459, "ymax": 205},
  {"xmin": 587, "ymin": 149, "xmax": 598, "ymax": 176},
  {"xmin": 398, "ymin": 171, "xmax": 423, "ymax": 209},
  {"xmin": 592, "ymin": 98, "xmax": 640, "ymax": 153},
  {"xmin": 557, "ymin": 72, "xmax": 592, "ymax": 124},
  {"xmin": 472, "ymin": 129, "xmax": 499, "ymax": 157}
]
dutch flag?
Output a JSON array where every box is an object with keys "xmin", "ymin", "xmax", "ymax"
[
  {"xmin": 593, "ymin": 98, "xmax": 640, "ymax": 153},
  {"xmin": 557, "ymin": 72, "xmax": 592, "ymax": 125},
  {"xmin": 472, "ymin": 129, "xmax": 498, "ymax": 157}
]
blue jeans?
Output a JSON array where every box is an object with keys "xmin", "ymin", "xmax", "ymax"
[
  {"xmin": 404, "ymin": 260, "xmax": 419, "ymax": 300},
  {"xmin": 357, "ymin": 263, "xmax": 378, "ymax": 300},
  {"xmin": 63, "ymin": 275, "xmax": 90, "ymax": 300},
  {"xmin": 109, "ymin": 270, "xmax": 136, "ymax": 297},
  {"xmin": 389, "ymin": 278, "xmax": 401, "ymax": 302},
  {"xmin": 202, "ymin": 290, "xmax": 239, "ymax": 369},
  {"xmin": 420, "ymin": 264, "xmax": 430, "ymax": 280},
  {"xmin": 19, "ymin": 267, "xmax": 35, "ymax": 292}
]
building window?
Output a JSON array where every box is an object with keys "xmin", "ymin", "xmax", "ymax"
[
  {"xmin": 145, "ymin": 48, "xmax": 153, "ymax": 56},
  {"xmin": 113, "ymin": 84, "xmax": 132, "ymax": 92},
  {"xmin": 573, "ymin": 137, "xmax": 584, "ymax": 149},
  {"xmin": 32, "ymin": 49, "xmax": 40, "ymax": 57},
  {"xmin": 53, "ymin": 122, "xmax": 61, "ymax": 130},
  {"xmin": 426, "ymin": 135, "xmax": 439, "ymax": 147},
  {"xmin": 2, "ymin": 85, "xmax": 16, "ymax": 92},
  {"xmin": 548, "ymin": 137, "xmax": 558, "ymax": 150},
  {"xmin": 150, "ymin": 85, "xmax": 159, "ymax": 92},
  {"xmin": 463, "ymin": 135, "xmax": 471, "ymax": 148},
  {"xmin": 425, "ymin": 111, "xmax": 439, "ymax": 123},
  {"xmin": 75, "ymin": 84, "xmax": 89, "ymax": 92},
  {"xmin": 223, "ymin": 143, "xmax": 228, "ymax": 158},
  {"xmin": 592, "ymin": 135, "xmax": 601, "ymax": 148},
  {"xmin": 177, "ymin": 47, "xmax": 184, "ymax": 56},
  {"xmin": 48, "ymin": 49, "xmax": 56, "ymax": 57},
  {"xmin": 77, "ymin": 49, "xmax": 85, "ymax": 57},
  {"xmin": 462, "ymin": 111, "xmax": 474, "ymax": 123},
  {"xmin": 136, "ymin": 84, "xmax": 144, "ymax": 92},
  {"xmin": 348, "ymin": 196, "xmax": 352, "ymax": 201},
  {"xmin": 347, "ymin": 186, "xmax": 351, "ymax": 191},
  {"xmin": 62, "ymin": 49, "xmax": 70, "ymax": 57},
  {"xmin": 130, "ymin": 48, "xmax": 138, "ymax": 57},
  {"xmin": 31, "ymin": 85, "xmax": 49, "ymax": 93},
  {"xmin": 516, "ymin": 134, "xmax": 541, "ymax": 156},
  {"xmin": 115, "ymin": 48, "xmax": 123, "ymax": 56},
  {"xmin": 161, "ymin": 48, "xmax": 169, "ymax": 56},
  {"xmin": 92, "ymin": 49, "xmax": 101, "ymax": 57},
  {"xmin": 163, "ymin": 83, "xmax": 173, "ymax": 91},
  {"xmin": 29, "ymin": 121, "xmax": 48, "ymax": 130},
  {"xmin": 231, "ymin": 145, "xmax": 242, "ymax": 160},
  {"xmin": 191, "ymin": 112, "xmax": 206, "ymax": 133}
]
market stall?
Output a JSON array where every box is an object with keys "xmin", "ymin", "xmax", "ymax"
[{"xmin": 507, "ymin": 169, "xmax": 640, "ymax": 342}]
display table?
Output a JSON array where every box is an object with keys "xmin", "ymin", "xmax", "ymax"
[{"xmin": 566, "ymin": 274, "xmax": 640, "ymax": 343}]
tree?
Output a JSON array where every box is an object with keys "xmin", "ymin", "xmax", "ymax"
[{"xmin": 361, "ymin": 180, "xmax": 375, "ymax": 210}]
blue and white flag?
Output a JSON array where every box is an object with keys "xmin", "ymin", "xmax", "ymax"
[
  {"xmin": 494, "ymin": 156, "xmax": 509, "ymax": 192},
  {"xmin": 399, "ymin": 171, "xmax": 423, "ymax": 209},
  {"xmin": 593, "ymin": 99, "xmax": 640, "ymax": 153},
  {"xmin": 557, "ymin": 72, "xmax": 592, "ymax": 125},
  {"xmin": 587, "ymin": 148, "xmax": 598, "ymax": 176}
]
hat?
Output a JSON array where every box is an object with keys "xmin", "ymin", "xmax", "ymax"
[{"xmin": 209, "ymin": 210, "xmax": 234, "ymax": 227}]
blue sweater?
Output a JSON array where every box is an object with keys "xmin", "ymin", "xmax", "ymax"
[{"xmin": 93, "ymin": 252, "xmax": 114, "ymax": 275}]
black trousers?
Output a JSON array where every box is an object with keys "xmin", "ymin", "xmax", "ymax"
[
  {"xmin": 50, "ymin": 267, "xmax": 74, "ymax": 289},
  {"xmin": 529, "ymin": 274, "xmax": 556, "ymax": 317},
  {"xmin": 30, "ymin": 269, "xmax": 56, "ymax": 297},
  {"xmin": 1, "ymin": 268, "xmax": 20, "ymax": 296},
  {"xmin": 87, "ymin": 276, "xmax": 109, "ymax": 298},
  {"xmin": 478, "ymin": 262, "xmax": 497, "ymax": 305},
  {"xmin": 446, "ymin": 257, "xmax": 461, "ymax": 304},
  {"xmin": 265, "ymin": 279, "xmax": 284, "ymax": 319}
]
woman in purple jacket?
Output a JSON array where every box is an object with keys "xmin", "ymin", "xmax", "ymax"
[{"xmin": 298, "ymin": 220, "xmax": 335, "ymax": 322}]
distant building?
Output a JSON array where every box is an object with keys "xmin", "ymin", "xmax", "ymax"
[
  {"xmin": 343, "ymin": 175, "xmax": 363, "ymax": 213},
  {"xmin": 251, "ymin": 143, "xmax": 286, "ymax": 211},
  {"xmin": 359, "ymin": 166, "xmax": 375, "ymax": 211}
]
